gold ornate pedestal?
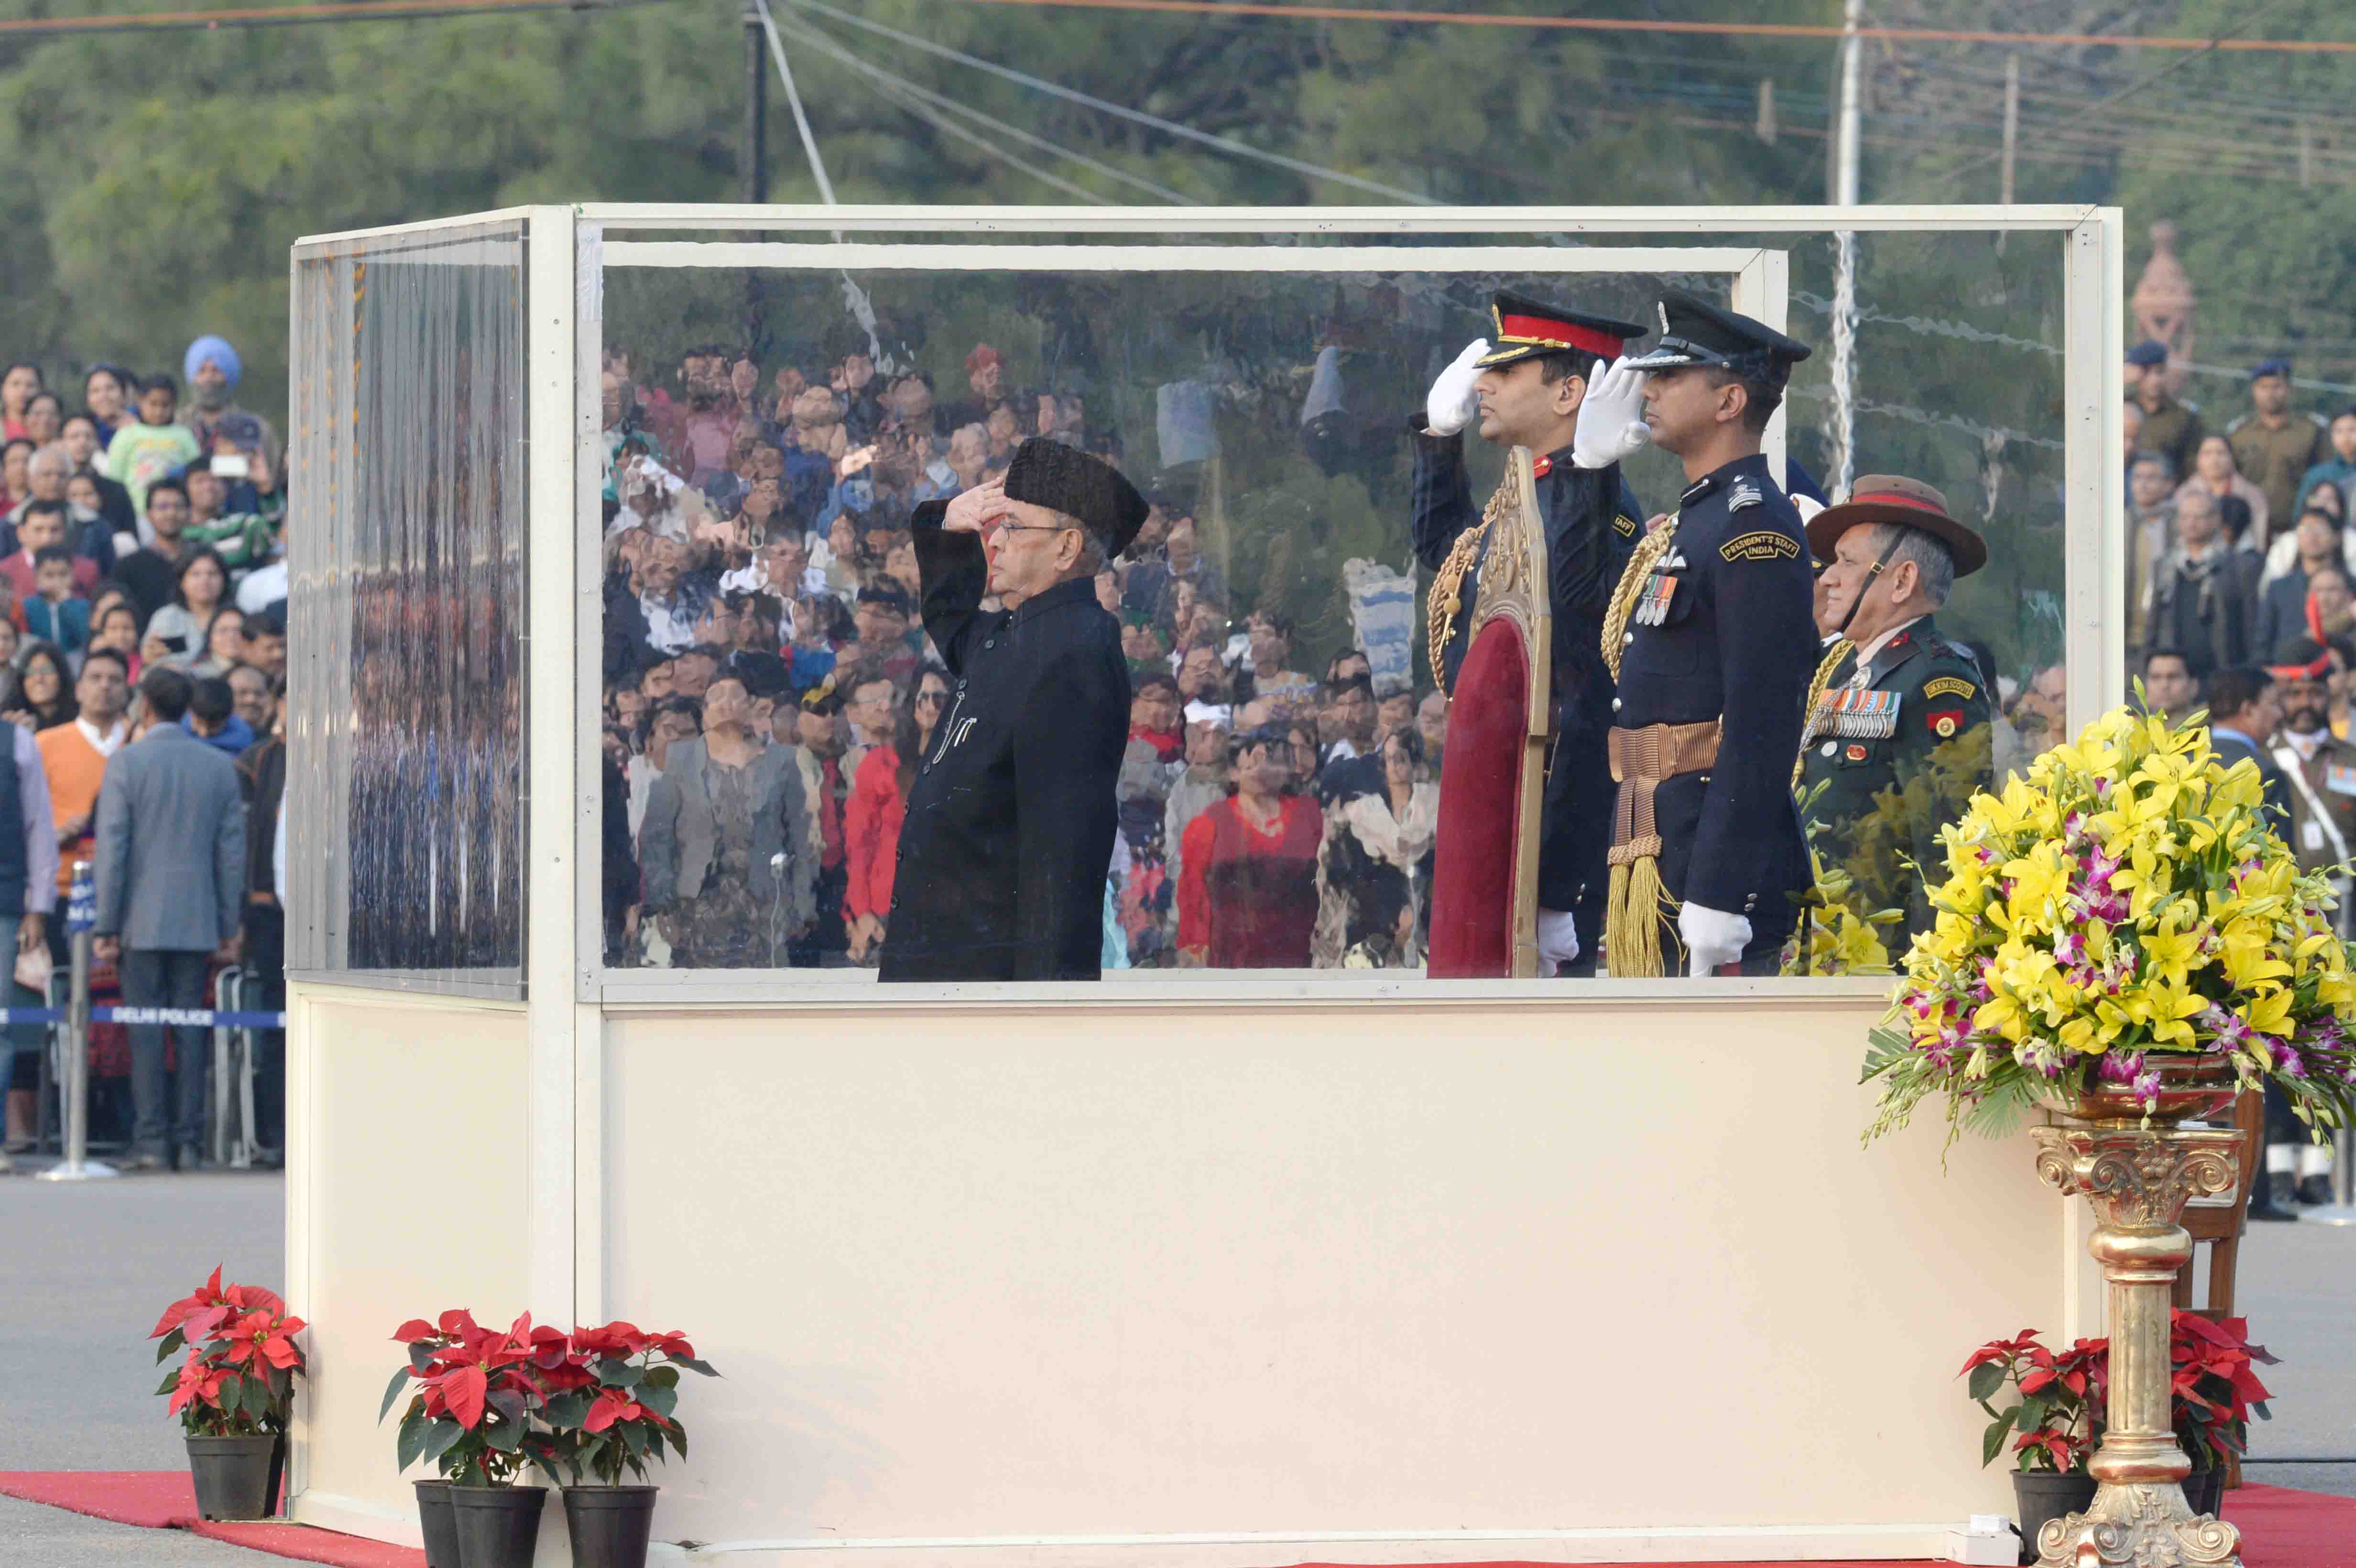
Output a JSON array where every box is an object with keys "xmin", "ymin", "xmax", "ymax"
[{"xmin": 2030, "ymin": 1123, "xmax": 2244, "ymax": 1567}]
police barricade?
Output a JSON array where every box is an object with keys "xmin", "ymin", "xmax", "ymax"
[
  {"xmin": 24, "ymin": 856, "xmax": 287, "ymax": 1179},
  {"xmin": 33, "ymin": 860, "xmax": 109, "ymax": 1181}
]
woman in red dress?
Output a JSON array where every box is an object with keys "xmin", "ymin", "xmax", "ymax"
[
  {"xmin": 844, "ymin": 668, "xmax": 949, "ymax": 963},
  {"xmin": 1176, "ymin": 726, "xmax": 1321, "ymax": 968}
]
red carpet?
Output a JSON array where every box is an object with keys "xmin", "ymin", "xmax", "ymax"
[
  {"xmin": 1, "ymin": 1470, "xmax": 2349, "ymax": 1567},
  {"xmin": 0, "ymin": 1470, "xmax": 424, "ymax": 1567}
]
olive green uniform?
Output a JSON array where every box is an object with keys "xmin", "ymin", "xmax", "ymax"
[
  {"xmin": 1797, "ymin": 616, "xmax": 1993, "ymax": 945},
  {"xmin": 2227, "ymin": 413, "xmax": 2332, "ymax": 532},
  {"xmin": 2134, "ymin": 396, "xmax": 2205, "ymax": 484}
]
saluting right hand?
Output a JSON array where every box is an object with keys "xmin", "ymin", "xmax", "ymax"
[
  {"xmin": 943, "ymin": 476, "xmax": 1008, "ymax": 536},
  {"xmin": 1423, "ymin": 338, "xmax": 1490, "ymax": 436}
]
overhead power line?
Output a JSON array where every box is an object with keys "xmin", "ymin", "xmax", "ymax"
[
  {"xmin": 931, "ymin": 0, "xmax": 2356, "ymax": 56},
  {"xmin": 782, "ymin": 0, "xmax": 1436, "ymax": 204},
  {"xmin": 1913, "ymin": 0, "xmax": 2305, "ymax": 190},
  {"xmin": 0, "ymin": 0, "xmax": 666, "ymax": 38},
  {"xmin": 778, "ymin": 10, "xmax": 1197, "ymax": 202}
]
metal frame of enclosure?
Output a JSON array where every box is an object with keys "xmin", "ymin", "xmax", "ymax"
[{"xmin": 281, "ymin": 205, "xmax": 2123, "ymax": 1566}]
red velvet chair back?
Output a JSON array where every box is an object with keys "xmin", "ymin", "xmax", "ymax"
[
  {"xmin": 1428, "ymin": 622, "xmax": 1531, "ymax": 975},
  {"xmin": 1425, "ymin": 450, "xmax": 1550, "ymax": 979}
]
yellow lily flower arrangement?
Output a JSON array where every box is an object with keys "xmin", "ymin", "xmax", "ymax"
[{"xmin": 1863, "ymin": 701, "xmax": 2356, "ymax": 1147}]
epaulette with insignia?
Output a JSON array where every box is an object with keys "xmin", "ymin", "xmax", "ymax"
[
  {"xmin": 1807, "ymin": 687, "xmax": 1900, "ymax": 740},
  {"xmin": 1728, "ymin": 478, "xmax": 1763, "ymax": 512}
]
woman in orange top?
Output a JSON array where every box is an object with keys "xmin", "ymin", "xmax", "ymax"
[{"xmin": 844, "ymin": 668, "xmax": 949, "ymax": 962}]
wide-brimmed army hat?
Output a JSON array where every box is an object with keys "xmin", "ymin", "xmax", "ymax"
[{"xmin": 1803, "ymin": 473, "xmax": 1988, "ymax": 579}]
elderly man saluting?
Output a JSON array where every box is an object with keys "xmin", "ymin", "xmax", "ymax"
[{"xmin": 880, "ymin": 439, "xmax": 1146, "ymax": 981}]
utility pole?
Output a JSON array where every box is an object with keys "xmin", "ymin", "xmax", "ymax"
[
  {"xmin": 743, "ymin": 4, "xmax": 768, "ymax": 204},
  {"xmin": 742, "ymin": 4, "xmax": 770, "ymax": 363},
  {"xmin": 2000, "ymin": 54, "xmax": 2019, "ymax": 205},
  {"xmin": 1826, "ymin": 0, "xmax": 1863, "ymax": 497}
]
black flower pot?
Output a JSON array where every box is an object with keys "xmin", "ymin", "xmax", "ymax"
[
  {"xmin": 2011, "ymin": 1471, "xmax": 2098, "ymax": 1565},
  {"xmin": 2183, "ymin": 1467, "xmax": 2225, "ymax": 1520},
  {"xmin": 186, "ymin": 1434, "xmax": 278, "ymax": 1521},
  {"xmin": 448, "ymin": 1483, "xmax": 546, "ymax": 1568},
  {"xmin": 564, "ymin": 1485, "xmax": 661, "ymax": 1568},
  {"xmin": 415, "ymin": 1480, "xmax": 461, "ymax": 1568}
]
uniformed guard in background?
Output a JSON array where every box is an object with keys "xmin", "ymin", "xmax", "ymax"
[
  {"xmin": 1798, "ymin": 475, "xmax": 1993, "ymax": 946},
  {"xmin": 1409, "ymin": 289, "xmax": 1649, "ymax": 975},
  {"xmin": 2227, "ymin": 358, "xmax": 2333, "ymax": 530},
  {"xmin": 880, "ymin": 439, "xmax": 1146, "ymax": 982},
  {"xmin": 1599, "ymin": 290, "xmax": 1815, "ymax": 977}
]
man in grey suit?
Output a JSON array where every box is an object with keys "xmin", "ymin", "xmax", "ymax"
[{"xmin": 92, "ymin": 666, "xmax": 246, "ymax": 1171}]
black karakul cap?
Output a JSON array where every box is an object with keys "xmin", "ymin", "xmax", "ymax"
[
  {"xmin": 1473, "ymin": 289, "xmax": 1648, "ymax": 370},
  {"xmin": 1004, "ymin": 437, "xmax": 1150, "ymax": 556},
  {"xmin": 1621, "ymin": 288, "xmax": 1812, "ymax": 384}
]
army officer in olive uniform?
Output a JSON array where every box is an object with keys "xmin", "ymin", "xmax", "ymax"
[
  {"xmin": 1409, "ymin": 290, "xmax": 1650, "ymax": 975},
  {"xmin": 1602, "ymin": 290, "xmax": 1817, "ymax": 977},
  {"xmin": 1800, "ymin": 475, "xmax": 1993, "ymax": 945},
  {"xmin": 880, "ymin": 439, "xmax": 1146, "ymax": 982}
]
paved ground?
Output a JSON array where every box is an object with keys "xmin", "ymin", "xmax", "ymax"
[
  {"xmin": 0, "ymin": 1165, "xmax": 2349, "ymax": 1568},
  {"xmin": 0, "ymin": 1493, "xmax": 284, "ymax": 1566},
  {"xmin": 0, "ymin": 1169, "xmax": 283, "ymax": 1471}
]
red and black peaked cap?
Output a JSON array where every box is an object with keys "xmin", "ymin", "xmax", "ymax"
[{"xmin": 1473, "ymin": 289, "xmax": 1649, "ymax": 370}]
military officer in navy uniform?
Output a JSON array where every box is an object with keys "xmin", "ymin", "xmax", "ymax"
[
  {"xmin": 1799, "ymin": 475, "xmax": 1994, "ymax": 947},
  {"xmin": 880, "ymin": 439, "xmax": 1146, "ymax": 982},
  {"xmin": 1599, "ymin": 290, "xmax": 1816, "ymax": 976},
  {"xmin": 1409, "ymin": 290, "xmax": 1651, "ymax": 975}
]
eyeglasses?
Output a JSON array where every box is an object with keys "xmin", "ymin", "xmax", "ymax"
[
  {"xmin": 990, "ymin": 522, "xmax": 1075, "ymax": 538},
  {"xmin": 916, "ymin": 690, "xmax": 948, "ymax": 706}
]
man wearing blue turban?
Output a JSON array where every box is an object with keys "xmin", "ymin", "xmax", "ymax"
[{"xmin": 183, "ymin": 334, "xmax": 282, "ymax": 470}]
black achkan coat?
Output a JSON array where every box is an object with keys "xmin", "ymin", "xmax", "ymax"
[{"xmin": 877, "ymin": 500, "xmax": 1130, "ymax": 981}]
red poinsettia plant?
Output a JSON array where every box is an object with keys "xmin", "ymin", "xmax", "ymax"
[
  {"xmin": 150, "ymin": 1266, "xmax": 308, "ymax": 1437},
  {"xmin": 381, "ymin": 1309, "xmax": 563, "ymax": 1485},
  {"xmin": 2172, "ymin": 1313, "xmax": 2277, "ymax": 1471},
  {"xmin": 1963, "ymin": 1313, "xmax": 2276, "ymax": 1476},
  {"xmin": 537, "ymin": 1321, "xmax": 720, "ymax": 1488},
  {"xmin": 1961, "ymin": 1329, "xmax": 2109, "ymax": 1473}
]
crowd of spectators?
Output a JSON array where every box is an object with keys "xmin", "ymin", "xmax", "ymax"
[
  {"xmin": 600, "ymin": 339, "xmax": 1452, "ymax": 974},
  {"xmin": 0, "ymin": 336, "xmax": 290, "ymax": 1171}
]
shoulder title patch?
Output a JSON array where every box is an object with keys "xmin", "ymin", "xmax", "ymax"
[
  {"xmin": 1613, "ymin": 512, "xmax": 1638, "ymax": 538},
  {"xmin": 1923, "ymin": 676, "xmax": 1977, "ymax": 701},
  {"xmin": 1720, "ymin": 529, "xmax": 1800, "ymax": 564}
]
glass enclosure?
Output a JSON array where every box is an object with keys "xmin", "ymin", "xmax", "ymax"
[
  {"xmin": 587, "ymin": 224, "xmax": 2077, "ymax": 986},
  {"xmin": 287, "ymin": 219, "xmax": 528, "ymax": 997}
]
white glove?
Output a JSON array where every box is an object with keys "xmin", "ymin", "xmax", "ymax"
[
  {"xmin": 1680, "ymin": 901, "xmax": 1753, "ymax": 976},
  {"xmin": 1536, "ymin": 907, "xmax": 1580, "ymax": 973},
  {"xmin": 1424, "ymin": 338, "xmax": 1490, "ymax": 436},
  {"xmin": 1571, "ymin": 356, "xmax": 1651, "ymax": 469}
]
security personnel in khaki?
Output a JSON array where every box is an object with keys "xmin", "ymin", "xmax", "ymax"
[
  {"xmin": 2128, "ymin": 338, "xmax": 2203, "ymax": 484},
  {"xmin": 1798, "ymin": 476, "xmax": 1993, "ymax": 945},
  {"xmin": 2226, "ymin": 358, "xmax": 2332, "ymax": 530},
  {"xmin": 2264, "ymin": 636, "xmax": 2356, "ymax": 936}
]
